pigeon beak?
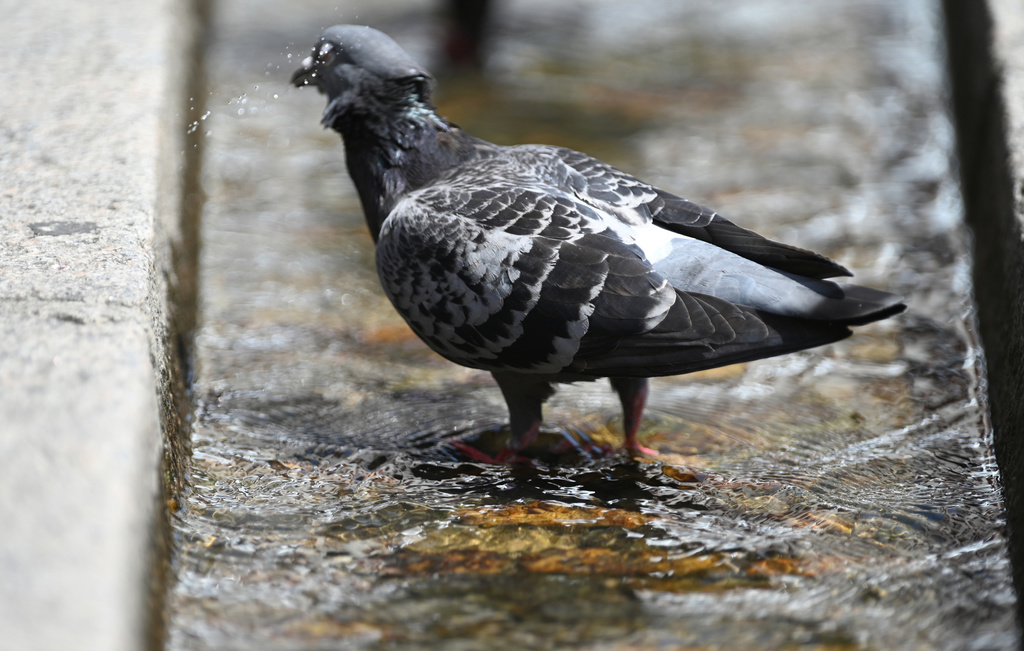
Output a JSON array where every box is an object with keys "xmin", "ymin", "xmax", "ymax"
[{"xmin": 291, "ymin": 55, "xmax": 321, "ymax": 89}]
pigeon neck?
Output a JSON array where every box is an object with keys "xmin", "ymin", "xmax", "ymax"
[{"xmin": 339, "ymin": 102, "xmax": 471, "ymax": 242}]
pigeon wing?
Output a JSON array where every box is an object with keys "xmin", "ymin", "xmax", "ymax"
[
  {"xmin": 377, "ymin": 178, "xmax": 850, "ymax": 380},
  {"xmin": 376, "ymin": 183, "xmax": 607, "ymax": 374},
  {"xmin": 547, "ymin": 147, "xmax": 852, "ymax": 279},
  {"xmin": 564, "ymin": 228, "xmax": 853, "ymax": 378},
  {"xmin": 573, "ymin": 288, "xmax": 852, "ymax": 378}
]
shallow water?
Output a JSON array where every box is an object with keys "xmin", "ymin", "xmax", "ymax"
[{"xmin": 167, "ymin": 0, "xmax": 1019, "ymax": 649}]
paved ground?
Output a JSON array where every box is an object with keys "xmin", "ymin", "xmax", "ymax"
[{"xmin": 0, "ymin": 1, "xmax": 202, "ymax": 649}]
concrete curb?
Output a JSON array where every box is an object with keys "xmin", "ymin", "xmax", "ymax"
[
  {"xmin": 943, "ymin": 0, "xmax": 1024, "ymax": 634},
  {"xmin": 0, "ymin": 1, "xmax": 204, "ymax": 649}
]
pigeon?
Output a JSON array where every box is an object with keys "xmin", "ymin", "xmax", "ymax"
[{"xmin": 292, "ymin": 25, "xmax": 906, "ymax": 462}]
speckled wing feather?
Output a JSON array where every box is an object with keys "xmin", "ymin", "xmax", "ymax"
[
  {"xmin": 375, "ymin": 153, "xmax": 850, "ymax": 379},
  {"xmin": 376, "ymin": 175, "xmax": 606, "ymax": 374}
]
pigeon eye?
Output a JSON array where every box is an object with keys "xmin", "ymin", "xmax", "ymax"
[{"xmin": 317, "ymin": 43, "xmax": 335, "ymax": 64}]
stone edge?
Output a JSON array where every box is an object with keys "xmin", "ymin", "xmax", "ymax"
[
  {"xmin": 943, "ymin": 0, "xmax": 1024, "ymax": 635},
  {"xmin": 0, "ymin": 0, "xmax": 205, "ymax": 649}
]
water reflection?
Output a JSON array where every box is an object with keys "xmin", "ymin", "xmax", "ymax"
[{"xmin": 168, "ymin": 0, "xmax": 1018, "ymax": 649}]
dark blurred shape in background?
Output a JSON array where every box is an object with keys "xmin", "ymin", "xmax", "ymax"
[{"xmin": 443, "ymin": 0, "xmax": 492, "ymax": 69}]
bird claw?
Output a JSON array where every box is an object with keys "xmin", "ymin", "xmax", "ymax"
[
  {"xmin": 448, "ymin": 440, "xmax": 536, "ymax": 465},
  {"xmin": 447, "ymin": 427, "xmax": 651, "ymax": 465}
]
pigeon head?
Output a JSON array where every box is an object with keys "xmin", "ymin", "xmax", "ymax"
[{"xmin": 291, "ymin": 25, "xmax": 435, "ymax": 129}]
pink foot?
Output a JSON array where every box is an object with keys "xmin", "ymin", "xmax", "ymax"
[
  {"xmin": 449, "ymin": 440, "xmax": 536, "ymax": 465},
  {"xmin": 448, "ymin": 420, "xmax": 540, "ymax": 465},
  {"xmin": 624, "ymin": 439, "xmax": 659, "ymax": 457}
]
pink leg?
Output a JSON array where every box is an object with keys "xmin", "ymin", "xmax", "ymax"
[{"xmin": 610, "ymin": 377, "xmax": 657, "ymax": 456}]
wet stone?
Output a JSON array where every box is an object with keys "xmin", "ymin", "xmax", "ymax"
[
  {"xmin": 28, "ymin": 221, "xmax": 99, "ymax": 236},
  {"xmin": 167, "ymin": 0, "xmax": 1019, "ymax": 649}
]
